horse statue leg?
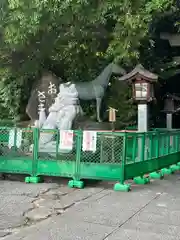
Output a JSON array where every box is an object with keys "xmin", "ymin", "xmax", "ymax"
[{"xmin": 96, "ymin": 97, "xmax": 102, "ymax": 122}]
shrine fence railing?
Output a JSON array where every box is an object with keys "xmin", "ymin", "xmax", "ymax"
[{"xmin": 0, "ymin": 127, "xmax": 180, "ymax": 191}]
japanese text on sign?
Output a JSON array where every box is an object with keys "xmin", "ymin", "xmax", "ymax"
[
  {"xmin": 48, "ymin": 82, "xmax": 57, "ymax": 95},
  {"xmin": 82, "ymin": 131, "xmax": 97, "ymax": 152},
  {"xmin": 38, "ymin": 91, "xmax": 46, "ymax": 113},
  {"xmin": 37, "ymin": 82, "xmax": 58, "ymax": 115},
  {"xmin": 59, "ymin": 130, "xmax": 74, "ymax": 151}
]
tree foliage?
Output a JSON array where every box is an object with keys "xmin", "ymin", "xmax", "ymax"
[{"xmin": 0, "ymin": 0, "xmax": 177, "ymax": 126}]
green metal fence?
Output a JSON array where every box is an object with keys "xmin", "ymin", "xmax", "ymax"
[{"xmin": 0, "ymin": 127, "xmax": 180, "ymax": 191}]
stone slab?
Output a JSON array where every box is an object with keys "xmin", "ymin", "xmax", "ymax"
[
  {"xmin": 133, "ymin": 209, "xmax": 180, "ymax": 225},
  {"xmin": 0, "ymin": 230, "xmax": 11, "ymax": 238},
  {"xmin": 25, "ymin": 207, "xmax": 52, "ymax": 221},
  {"xmin": 26, "ymin": 72, "xmax": 60, "ymax": 121},
  {"xmin": 61, "ymin": 190, "xmax": 159, "ymax": 227},
  {"xmin": 2, "ymin": 173, "xmax": 180, "ymax": 240},
  {"xmin": 3, "ymin": 217, "xmax": 115, "ymax": 240},
  {"xmin": 0, "ymin": 181, "xmax": 58, "ymax": 197},
  {"xmin": 48, "ymin": 187, "xmax": 103, "ymax": 209},
  {"xmin": 123, "ymin": 220, "xmax": 180, "ymax": 237},
  {"xmin": 105, "ymin": 229, "xmax": 180, "ymax": 240},
  {"xmin": 0, "ymin": 214, "xmax": 26, "ymax": 230},
  {"xmin": 0, "ymin": 195, "xmax": 33, "ymax": 217}
]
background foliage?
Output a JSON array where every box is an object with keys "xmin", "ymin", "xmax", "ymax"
[{"xmin": 0, "ymin": 0, "xmax": 179, "ymax": 127}]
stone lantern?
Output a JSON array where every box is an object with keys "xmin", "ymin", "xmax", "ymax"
[
  {"xmin": 119, "ymin": 64, "xmax": 158, "ymax": 132},
  {"xmin": 162, "ymin": 94, "xmax": 180, "ymax": 129},
  {"xmin": 163, "ymin": 95, "xmax": 175, "ymax": 113}
]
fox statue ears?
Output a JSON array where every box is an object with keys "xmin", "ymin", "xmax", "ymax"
[{"xmin": 59, "ymin": 82, "xmax": 78, "ymax": 95}]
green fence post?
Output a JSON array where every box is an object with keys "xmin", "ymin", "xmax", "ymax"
[
  {"xmin": 33, "ymin": 127, "xmax": 38, "ymax": 176},
  {"xmin": 162, "ymin": 133, "xmax": 166, "ymax": 156},
  {"xmin": 132, "ymin": 136, "xmax": 137, "ymax": 162},
  {"xmin": 68, "ymin": 130, "xmax": 84, "ymax": 189},
  {"xmin": 114, "ymin": 132, "xmax": 130, "ymax": 192},
  {"xmin": 134, "ymin": 133, "xmax": 150, "ymax": 184},
  {"xmin": 177, "ymin": 132, "xmax": 180, "ymax": 168},
  {"xmin": 167, "ymin": 133, "xmax": 170, "ymax": 155},
  {"xmin": 13, "ymin": 127, "xmax": 17, "ymax": 153},
  {"xmin": 169, "ymin": 132, "xmax": 180, "ymax": 172},
  {"xmin": 175, "ymin": 134, "xmax": 178, "ymax": 152},
  {"xmin": 149, "ymin": 133, "xmax": 153, "ymax": 160},
  {"xmin": 170, "ymin": 134, "xmax": 172, "ymax": 154},
  {"xmin": 140, "ymin": 133, "xmax": 145, "ymax": 161},
  {"xmin": 150, "ymin": 131, "xmax": 164, "ymax": 180},
  {"xmin": 56, "ymin": 129, "xmax": 60, "ymax": 159},
  {"xmin": 155, "ymin": 131, "xmax": 159, "ymax": 158},
  {"xmin": 25, "ymin": 127, "xmax": 41, "ymax": 183},
  {"xmin": 160, "ymin": 131, "xmax": 172, "ymax": 175},
  {"xmin": 178, "ymin": 133, "xmax": 180, "ymax": 151}
]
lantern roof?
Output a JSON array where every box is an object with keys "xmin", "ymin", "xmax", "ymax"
[
  {"xmin": 162, "ymin": 93, "xmax": 180, "ymax": 114},
  {"xmin": 164, "ymin": 93, "xmax": 180, "ymax": 101},
  {"xmin": 118, "ymin": 64, "xmax": 158, "ymax": 82}
]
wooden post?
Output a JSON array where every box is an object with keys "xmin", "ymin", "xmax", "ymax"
[
  {"xmin": 107, "ymin": 107, "xmax": 118, "ymax": 131},
  {"xmin": 107, "ymin": 107, "xmax": 118, "ymax": 162}
]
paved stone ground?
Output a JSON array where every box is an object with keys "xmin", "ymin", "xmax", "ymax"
[{"xmin": 1, "ymin": 173, "xmax": 180, "ymax": 240}]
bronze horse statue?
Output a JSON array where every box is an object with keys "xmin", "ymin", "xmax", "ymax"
[{"xmin": 74, "ymin": 63, "xmax": 126, "ymax": 122}]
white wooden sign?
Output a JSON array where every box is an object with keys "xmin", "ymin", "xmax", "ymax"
[
  {"xmin": 8, "ymin": 129, "xmax": 22, "ymax": 149},
  {"xmin": 59, "ymin": 130, "xmax": 74, "ymax": 151},
  {"xmin": 82, "ymin": 131, "xmax": 97, "ymax": 152}
]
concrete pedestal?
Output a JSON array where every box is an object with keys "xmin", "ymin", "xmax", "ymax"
[
  {"xmin": 166, "ymin": 113, "xmax": 172, "ymax": 130},
  {"xmin": 138, "ymin": 104, "xmax": 148, "ymax": 132}
]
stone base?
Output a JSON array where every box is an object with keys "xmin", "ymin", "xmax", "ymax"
[
  {"xmin": 170, "ymin": 164, "xmax": 180, "ymax": 172},
  {"xmin": 161, "ymin": 168, "xmax": 172, "ymax": 175},
  {"xmin": 0, "ymin": 173, "xmax": 5, "ymax": 180},
  {"xmin": 113, "ymin": 183, "xmax": 131, "ymax": 192},
  {"xmin": 177, "ymin": 162, "xmax": 180, "ymax": 167},
  {"xmin": 25, "ymin": 176, "xmax": 42, "ymax": 183},
  {"xmin": 149, "ymin": 172, "xmax": 164, "ymax": 179},
  {"xmin": 68, "ymin": 180, "xmax": 84, "ymax": 189},
  {"xmin": 133, "ymin": 176, "xmax": 150, "ymax": 185}
]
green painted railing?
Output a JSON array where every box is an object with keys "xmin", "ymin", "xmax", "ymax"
[{"xmin": 0, "ymin": 127, "xmax": 180, "ymax": 191}]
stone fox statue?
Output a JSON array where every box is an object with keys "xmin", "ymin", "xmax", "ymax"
[{"xmin": 74, "ymin": 63, "xmax": 126, "ymax": 122}]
